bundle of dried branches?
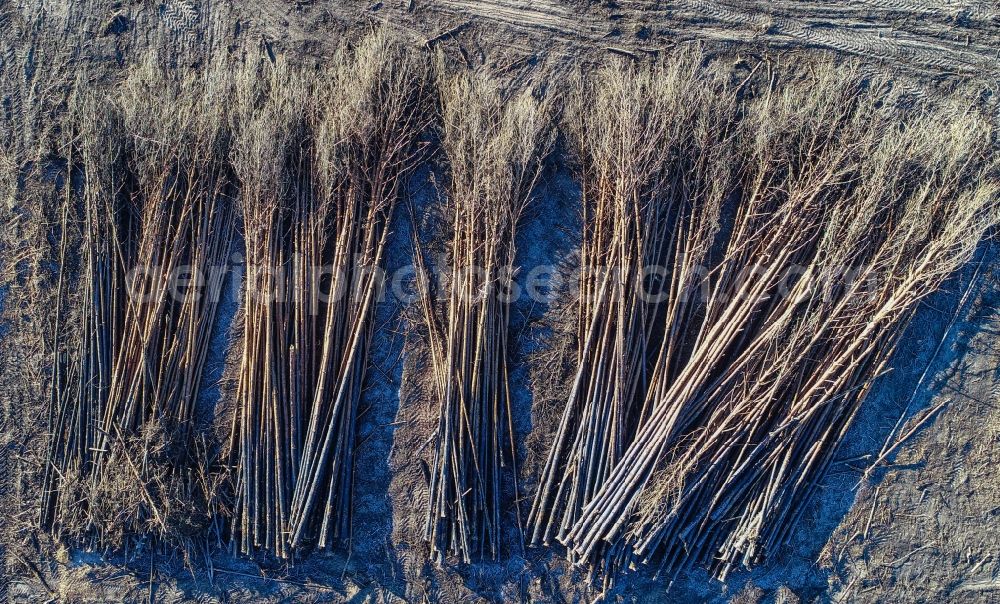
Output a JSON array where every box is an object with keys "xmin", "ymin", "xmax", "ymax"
[
  {"xmin": 226, "ymin": 55, "xmax": 308, "ymax": 559},
  {"xmin": 418, "ymin": 71, "xmax": 554, "ymax": 563},
  {"xmin": 228, "ymin": 32, "xmax": 431, "ymax": 557},
  {"xmin": 528, "ymin": 52, "xmax": 736, "ymax": 555},
  {"xmin": 534, "ymin": 57, "xmax": 1000, "ymax": 582},
  {"xmin": 41, "ymin": 60, "xmax": 235, "ymax": 548}
]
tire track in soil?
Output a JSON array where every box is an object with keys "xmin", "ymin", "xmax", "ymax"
[
  {"xmin": 656, "ymin": 0, "xmax": 1000, "ymax": 75},
  {"xmin": 319, "ymin": 0, "xmax": 1000, "ymax": 79}
]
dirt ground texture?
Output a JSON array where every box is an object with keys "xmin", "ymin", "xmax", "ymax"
[{"xmin": 2, "ymin": 0, "xmax": 1000, "ymax": 602}]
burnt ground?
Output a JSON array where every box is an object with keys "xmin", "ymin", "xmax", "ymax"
[{"xmin": 1, "ymin": 0, "xmax": 1000, "ymax": 602}]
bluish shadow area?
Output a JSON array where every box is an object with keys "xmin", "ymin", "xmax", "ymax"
[
  {"xmin": 332, "ymin": 163, "xmax": 435, "ymax": 601},
  {"xmin": 509, "ymin": 161, "xmax": 583, "ymax": 477},
  {"xmin": 0, "ymin": 284, "xmax": 8, "ymax": 340},
  {"xmin": 195, "ymin": 232, "xmax": 240, "ymax": 425}
]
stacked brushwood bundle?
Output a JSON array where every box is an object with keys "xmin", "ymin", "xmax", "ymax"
[
  {"xmin": 41, "ymin": 62, "xmax": 236, "ymax": 547},
  {"xmin": 531, "ymin": 55, "xmax": 1000, "ymax": 582},
  {"xmin": 528, "ymin": 52, "xmax": 737, "ymax": 555},
  {"xmin": 227, "ymin": 32, "xmax": 430, "ymax": 558},
  {"xmin": 227, "ymin": 57, "xmax": 309, "ymax": 559},
  {"xmin": 418, "ymin": 72, "xmax": 553, "ymax": 563}
]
